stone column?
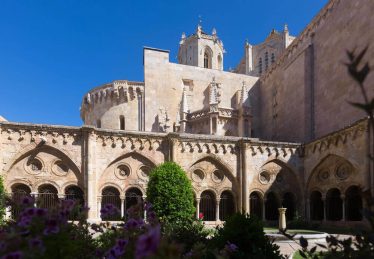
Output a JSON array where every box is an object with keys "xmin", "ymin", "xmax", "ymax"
[
  {"xmin": 5, "ymin": 206, "xmax": 11, "ymax": 220},
  {"xmin": 97, "ymin": 197, "xmax": 102, "ymax": 219},
  {"xmin": 341, "ymin": 194, "xmax": 346, "ymax": 221},
  {"xmin": 278, "ymin": 207, "xmax": 287, "ymax": 231},
  {"xmin": 120, "ymin": 195, "xmax": 125, "ymax": 218},
  {"xmin": 84, "ymin": 127, "xmax": 99, "ymax": 222},
  {"xmin": 143, "ymin": 195, "xmax": 147, "ymax": 219},
  {"xmin": 31, "ymin": 192, "xmax": 38, "ymax": 207},
  {"xmin": 241, "ymin": 141, "xmax": 249, "ymax": 214},
  {"xmin": 216, "ymin": 198, "xmax": 221, "ymax": 222},
  {"xmin": 322, "ymin": 196, "xmax": 327, "ymax": 221},
  {"xmin": 196, "ymin": 198, "xmax": 201, "ymax": 219}
]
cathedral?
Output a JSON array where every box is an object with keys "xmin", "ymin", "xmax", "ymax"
[{"xmin": 1, "ymin": 0, "xmax": 373, "ymax": 226}]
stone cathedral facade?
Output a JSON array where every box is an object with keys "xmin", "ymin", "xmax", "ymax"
[{"xmin": 1, "ymin": 0, "xmax": 373, "ymax": 226}]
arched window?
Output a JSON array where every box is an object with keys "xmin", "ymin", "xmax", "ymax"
[
  {"xmin": 96, "ymin": 119, "xmax": 101, "ymax": 128},
  {"xmin": 250, "ymin": 192, "xmax": 262, "ymax": 219},
  {"xmin": 345, "ymin": 186, "xmax": 363, "ymax": 221},
  {"xmin": 326, "ymin": 188, "xmax": 342, "ymax": 221},
  {"xmin": 265, "ymin": 52, "xmax": 269, "ymax": 70},
  {"xmin": 125, "ymin": 187, "xmax": 143, "ymax": 219},
  {"xmin": 11, "ymin": 184, "xmax": 32, "ymax": 219},
  {"xmin": 119, "ymin": 115, "xmax": 125, "ymax": 130},
  {"xmin": 310, "ymin": 191, "xmax": 324, "ymax": 221},
  {"xmin": 265, "ymin": 192, "xmax": 279, "ymax": 220},
  {"xmin": 37, "ymin": 184, "xmax": 58, "ymax": 210},
  {"xmin": 219, "ymin": 191, "xmax": 235, "ymax": 221},
  {"xmin": 271, "ymin": 53, "xmax": 275, "ymax": 63},
  {"xmin": 65, "ymin": 186, "xmax": 85, "ymax": 220},
  {"xmin": 204, "ymin": 48, "xmax": 212, "ymax": 69},
  {"xmin": 212, "ymin": 117, "xmax": 217, "ymax": 134},
  {"xmin": 259, "ymin": 58, "xmax": 262, "ymax": 75},
  {"xmin": 282, "ymin": 192, "xmax": 295, "ymax": 221},
  {"xmin": 200, "ymin": 190, "xmax": 216, "ymax": 221},
  {"xmin": 101, "ymin": 187, "xmax": 121, "ymax": 221}
]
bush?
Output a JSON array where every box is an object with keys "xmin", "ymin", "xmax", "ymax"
[
  {"xmin": 210, "ymin": 213, "xmax": 284, "ymax": 259},
  {"xmin": 146, "ymin": 162, "xmax": 195, "ymax": 223}
]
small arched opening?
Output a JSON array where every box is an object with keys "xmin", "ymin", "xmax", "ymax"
[
  {"xmin": 250, "ymin": 191, "xmax": 262, "ymax": 219},
  {"xmin": 65, "ymin": 185, "xmax": 85, "ymax": 220},
  {"xmin": 10, "ymin": 183, "xmax": 32, "ymax": 219},
  {"xmin": 37, "ymin": 184, "xmax": 59, "ymax": 210},
  {"xmin": 219, "ymin": 191, "xmax": 235, "ymax": 221},
  {"xmin": 125, "ymin": 187, "xmax": 143, "ymax": 219},
  {"xmin": 200, "ymin": 190, "xmax": 216, "ymax": 221},
  {"xmin": 310, "ymin": 191, "xmax": 324, "ymax": 221},
  {"xmin": 345, "ymin": 186, "xmax": 363, "ymax": 221},
  {"xmin": 282, "ymin": 192, "xmax": 296, "ymax": 221},
  {"xmin": 326, "ymin": 188, "xmax": 342, "ymax": 221},
  {"xmin": 101, "ymin": 187, "xmax": 121, "ymax": 221},
  {"xmin": 265, "ymin": 192, "xmax": 279, "ymax": 221}
]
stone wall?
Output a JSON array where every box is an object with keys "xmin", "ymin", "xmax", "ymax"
[{"xmin": 257, "ymin": 0, "xmax": 374, "ymax": 142}]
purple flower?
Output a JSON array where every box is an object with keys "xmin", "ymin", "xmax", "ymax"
[
  {"xmin": 43, "ymin": 219, "xmax": 60, "ymax": 235},
  {"xmin": 100, "ymin": 204, "xmax": 120, "ymax": 218},
  {"xmin": 125, "ymin": 218, "xmax": 144, "ymax": 230},
  {"xmin": 105, "ymin": 239, "xmax": 128, "ymax": 259},
  {"xmin": 28, "ymin": 238, "xmax": 45, "ymax": 253},
  {"xmin": 17, "ymin": 216, "xmax": 31, "ymax": 228},
  {"xmin": 135, "ymin": 225, "xmax": 161, "ymax": 259},
  {"xmin": 2, "ymin": 251, "xmax": 23, "ymax": 259},
  {"xmin": 21, "ymin": 196, "xmax": 34, "ymax": 206},
  {"xmin": 224, "ymin": 241, "xmax": 238, "ymax": 253},
  {"xmin": 146, "ymin": 211, "xmax": 157, "ymax": 224}
]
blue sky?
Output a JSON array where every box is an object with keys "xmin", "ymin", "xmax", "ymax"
[{"xmin": 0, "ymin": 0, "xmax": 327, "ymax": 126}]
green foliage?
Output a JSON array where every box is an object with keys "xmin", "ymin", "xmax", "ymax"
[
  {"xmin": 146, "ymin": 162, "xmax": 195, "ymax": 222},
  {"xmin": 0, "ymin": 176, "xmax": 5, "ymax": 223},
  {"xmin": 210, "ymin": 213, "xmax": 284, "ymax": 259},
  {"xmin": 163, "ymin": 218, "xmax": 211, "ymax": 253}
]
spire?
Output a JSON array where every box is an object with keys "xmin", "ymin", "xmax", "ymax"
[
  {"xmin": 284, "ymin": 23, "xmax": 289, "ymax": 33},
  {"xmin": 212, "ymin": 28, "xmax": 217, "ymax": 36}
]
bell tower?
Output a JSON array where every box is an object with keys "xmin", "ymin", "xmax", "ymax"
[{"xmin": 178, "ymin": 25, "xmax": 224, "ymax": 70}]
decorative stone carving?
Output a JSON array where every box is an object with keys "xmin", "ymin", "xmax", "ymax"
[
  {"xmin": 52, "ymin": 161, "xmax": 69, "ymax": 176},
  {"xmin": 335, "ymin": 163, "xmax": 351, "ymax": 180},
  {"xmin": 259, "ymin": 171, "xmax": 271, "ymax": 184},
  {"xmin": 115, "ymin": 164, "xmax": 131, "ymax": 179},
  {"xmin": 138, "ymin": 165, "xmax": 151, "ymax": 178},
  {"xmin": 192, "ymin": 169, "xmax": 205, "ymax": 183},
  {"xmin": 24, "ymin": 158, "xmax": 43, "ymax": 175},
  {"xmin": 212, "ymin": 170, "xmax": 224, "ymax": 183},
  {"xmin": 318, "ymin": 170, "xmax": 330, "ymax": 181}
]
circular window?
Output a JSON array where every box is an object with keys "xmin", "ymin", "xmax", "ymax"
[
  {"xmin": 52, "ymin": 161, "xmax": 69, "ymax": 176},
  {"xmin": 318, "ymin": 170, "xmax": 330, "ymax": 181},
  {"xmin": 259, "ymin": 171, "xmax": 270, "ymax": 184},
  {"xmin": 335, "ymin": 164, "xmax": 351, "ymax": 180},
  {"xmin": 192, "ymin": 169, "xmax": 205, "ymax": 183},
  {"xmin": 115, "ymin": 164, "xmax": 131, "ymax": 179},
  {"xmin": 30, "ymin": 159, "xmax": 42, "ymax": 171},
  {"xmin": 212, "ymin": 170, "xmax": 224, "ymax": 183},
  {"xmin": 139, "ymin": 166, "xmax": 151, "ymax": 178}
]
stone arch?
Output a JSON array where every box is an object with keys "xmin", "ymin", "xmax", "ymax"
[
  {"xmin": 326, "ymin": 188, "xmax": 343, "ymax": 221},
  {"xmin": 265, "ymin": 191, "xmax": 280, "ymax": 221},
  {"xmin": 124, "ymin": 184, "xmax": 146, "ymax": 196},
  {"xmin": 199, "ymin": 189, "xmax": 216, "ymax": 221},
  {"xmin": 35, "ymin": 180, "xmax": 61, "ymax": 194},
  {"xmin": 345, "ymin": 185, "xmax": 363, "ymax": 221},
  {"xmin": 188, "ymin": 154, "xmax": 236, "ymax": 180},
  {"xmin": 310, "ymin": 190, "xmax": 324, "ymax": 221},
  {"xmin": 6, "ymin": 179, "xmax": 34, "ymax": 193},
  {"xmin": 99, "ymin": 182, "xmax": 124, "ymax": 196},
  {"xmin": 61, "ymin": 181, "xmax": 83, "ymax": 193},
  {"xmin": 261, "ymin": 158, "xmax": 301, "ymax": 186},
  {"xmin": 249, "ymin": 190, "xmax": 263, "ymax": 219},
  {"xmin": 105, "ymin": 151, "xmax": 157, "ymax": 170},
  {"xmin": 219, "ymin": 190, "xmax": 235, "ymax": 221}
]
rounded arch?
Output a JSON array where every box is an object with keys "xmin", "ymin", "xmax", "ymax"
[
  {"xmin": 326, "ymin": 188, "xmax": 342, "ymax": 221},
  {"xmin": 61, "ymin": 181, "xmax": 82, "ymax": 193},
  {"xmin": 250, "ymin": 191, "xmax": 263, "ymax": 219},
  {"xmin": 219, "ymin": 190, "xmax": 235, "ymax": 221},
  {"xmin": 125, "ymin": 187, "xmax": 144, "ymax": 218},
  {"xmin": 99, "ymin": 183, "xmax": 123, "ymax": 196},
  {"xmin": 37, "ymin": 184, "xmax": 59, "ymax": 209},
  {"xmin": 35, "ymin": 180, "xmax": 61, "ymax": 194},
  {"xmin": 124, "ymin": 184, "xmax": 146, "ymax": 196},
  {"xmin": 9, "ymin": 183, "xmax": 32, "ymax": 219},
  {"xmin": 203, "ymin": 46, "xmax": 213, "ymax": 69},
  {"xmin": 6, "ymin": 179, "xmax": 33, "ymax": 193},
  {"xmin": 101, "ymin": 186, "xmax": 121, "ymax": 221},
  {"xmin": 310, "ymin": 190, "xmax": 324, "ymax": 221}
]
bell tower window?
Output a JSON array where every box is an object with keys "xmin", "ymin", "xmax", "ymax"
[
  {"xmin": 119, "ymin": 115, "xmax": 125, "ymax": 130},
  {"xmin": 203, "ymin": 47, "xmax": 212, "ymax": 69}
]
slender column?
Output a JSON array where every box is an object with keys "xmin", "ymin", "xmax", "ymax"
[
  {"xmin": 5, "ymin": 206, "xmax": 11, "ymax": 220},
  {"xmin": 322, "ymin": 196, "xmax": 327, "ymax": 221},
  {"xmin": 97, "ymin": 197, "xmax": 102, "ymax": 219},
  {"xmin": 341, "ymin": 194, "xmax": 346, "ymax": 221},
  {"xmin": 216, "ymin": 198, "xmax": 221, "ymax": 222},
  {"xmin": 196, "ymin": 198, "xmax": 201, "ymax": 219},
  {"xmin": 31, "ymin": 192, "xmax": 38, "ymax": 207},
  {"xmin": 143, "ymin": 195, "xmax": 147, "ymax": 219},
  {"xmin": 242, "ymin": 141, "xmax": 248, "ymax": 214},
  {"xmin": 120, "ymin": 196, "xmax": 125, "ymax": 218}
]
